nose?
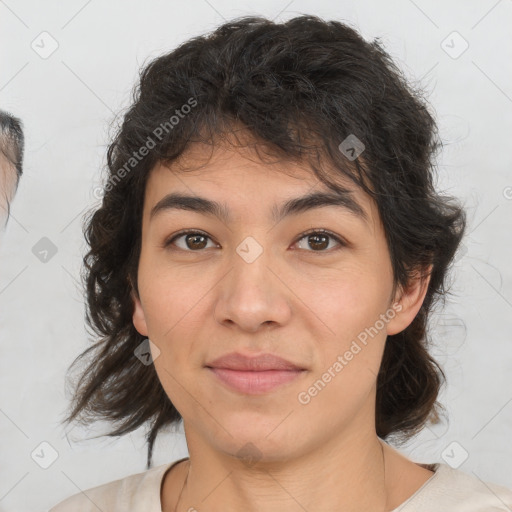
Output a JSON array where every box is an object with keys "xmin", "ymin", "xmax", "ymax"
[{"xmin": 213, "ymin": 241, "xmax": 292, "ymax": 333}]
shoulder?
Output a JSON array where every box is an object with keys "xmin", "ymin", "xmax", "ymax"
[
  {"xmin": 48, "ymin": 462, "xmax": 174, "ymax": 512},
  {"xmin": 398, "ymin": 463, "xmax": 512, "ymax": 512}
]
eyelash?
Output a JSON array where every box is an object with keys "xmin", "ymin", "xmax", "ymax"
[{"xmin": 163, "ymin": 228, "xmax": 347, "ymax": 254}]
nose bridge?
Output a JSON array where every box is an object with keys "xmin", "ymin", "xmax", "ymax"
[
  {"xmin": 214, "ymin": 232, "xmax": 291, "ymax": 331},
  {"xmin": 235, "ymin": 234, "xmax": 266, "ymax": 266},
  {"xmin": 230, "ymin": 233, "xmax": 274, "ymax": 297}
]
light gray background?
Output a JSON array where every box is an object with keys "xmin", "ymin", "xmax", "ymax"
[{"xmin": 1, "ymin": 1, "xmax": 511, "ymax": 511}]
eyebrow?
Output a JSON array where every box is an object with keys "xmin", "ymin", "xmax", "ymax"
[{"xmin": 149, "ymin": 190, "xmax": 368, "ymax": 225}]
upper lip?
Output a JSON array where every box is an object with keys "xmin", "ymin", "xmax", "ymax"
[{"xmin": 206, "ymin": 352, "xmax": 305, "ymax": 371}]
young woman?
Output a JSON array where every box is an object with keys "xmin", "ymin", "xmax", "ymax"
[{"xmin": 50, "ymin": 14, "xmax": 512, "ymax": 512}]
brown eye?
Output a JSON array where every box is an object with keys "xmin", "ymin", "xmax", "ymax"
[
  {"xmin": 294, "ymin": 229, "xmax": 345, "ymax": 253},
  {"xmin": 165, "ymin": 231, "xmax": 216, "ymax": 251}
]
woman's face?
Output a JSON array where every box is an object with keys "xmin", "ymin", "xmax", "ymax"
[{"xmin": 132, "ymin": 141, "xmax": 426, "ymax": 462}]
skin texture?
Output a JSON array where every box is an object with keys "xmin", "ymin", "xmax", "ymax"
[
  {"xmin": 0, "ymin": 155, "xmax": 17, "ymax": 226},
  {"xmin": 132, "ymin": 139, "xmax": 434, "ymax": 512}
]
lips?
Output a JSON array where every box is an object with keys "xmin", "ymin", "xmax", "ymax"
[
  {"xmin": 206, "ymin": 352, "xmax": 307, "ymax": 395},
  {"xmin": 206, "ymin": 352, "xmax": 305, "ymax": 371}
]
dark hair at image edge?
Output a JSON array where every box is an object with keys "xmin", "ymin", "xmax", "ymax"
[
  {"xmin": 60, "ymin": 14, "xmax": 466, "ymax": 470},
  {"xmin": 0, "ymin": 110, "xmax": 24, "ymax": 179},
  {"xmin": 0, "ymin": 110, "xmax": 24, "ymax": 222}
]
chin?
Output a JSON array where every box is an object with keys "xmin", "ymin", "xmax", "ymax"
[{"xmin": 208, "ymin": 413, "xmax": 304, "ymax": 461}]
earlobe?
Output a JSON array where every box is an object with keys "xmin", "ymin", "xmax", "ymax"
[
  {"xmin": 386, "ymin": 265, "xmax": 432, "ymax": 336},
  {"xmin": 131, "ymin": 290, "xmax": 149, "ymax": 336}
]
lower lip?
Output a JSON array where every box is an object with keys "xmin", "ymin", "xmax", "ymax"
[{"xmin": 208, "ymin": 367, "xmax": 305, "ymax": 394}]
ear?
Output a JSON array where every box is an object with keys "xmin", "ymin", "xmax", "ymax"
[
  {"xmin": 386, "ymin": 265, "xmax": 432, "ymax": 336},
  {"xmin": 131, "ymin": 289, "xmax": 149, "ymax": 336}
]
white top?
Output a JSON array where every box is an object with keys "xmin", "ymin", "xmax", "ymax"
[{"xmin": 49, "ymin": 458, "xmax": 512, "ymax": 511}]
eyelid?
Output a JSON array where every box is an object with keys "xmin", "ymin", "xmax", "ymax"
[
  {"xmin": 294, "ymin": 228, "xmax": 347, "ymax": 252},
  {"xmin": 163, "ymin": 228, "xmax": 348, "ymax": 252},
  {"xmin": 162, "ymin": 229, "xmax": 216, "ymax": 250}
]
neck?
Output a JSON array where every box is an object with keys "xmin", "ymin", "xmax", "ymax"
[{"xmin": 173, "ymin": 430, "xmax": 389, "ymax": 512}]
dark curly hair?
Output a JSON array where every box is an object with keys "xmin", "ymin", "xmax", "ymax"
[{"xmin": 61, "ymin": 14, "xmax": 466, "ymax": 470}]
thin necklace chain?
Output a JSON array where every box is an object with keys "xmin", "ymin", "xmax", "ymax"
[{"xmin": 173, "ymin": 441, "xmax": 387, "ymax": 512}]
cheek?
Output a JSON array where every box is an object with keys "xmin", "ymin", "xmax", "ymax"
[
  {"xmin": 137, "ymin": 258, "xmax": 213, "ymax": 348},
  {"xmin": 294, "ymin": 356, "xmax": 379, "ymax": 440},
  {"xmin": 299, "ymin": 266, "xmax": 392, "ymax": 399},
  {"xmin": 297, "ymin": 280, "xmax": 389, "ymax": 419},
  {"xmin": 304, "ymin": 267, "xmax": 390, "ymax": 339},
  {"xmin": 138, "ymin": 257, "xmax": 209, "ymax": 337}
]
